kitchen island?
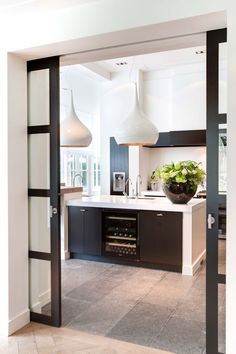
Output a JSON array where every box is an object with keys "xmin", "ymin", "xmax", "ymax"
[
  {"xmin": 60, "ymin": 186, "xmax": 83, "ymax": 260},
  {"xmin": 67, "ymin": 195, "xmax": 206, "ymax": 275}
]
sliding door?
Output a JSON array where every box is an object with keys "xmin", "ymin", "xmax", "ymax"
[
  {"xmin": 206, "ymin": 28, "xmax": 227, "ymax": 354},
  {"xmin": 27, "ymin": 57, "xmax": 61, "ymax": 326}
]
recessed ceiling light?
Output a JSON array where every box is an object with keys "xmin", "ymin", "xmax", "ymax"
[
  {"xmin": 116, "ymin": 61, "xmax": 128, "ymax": 66},
  {"xmin": 195, "ymin": 50, "xmax": 205, "ymax": 55}
]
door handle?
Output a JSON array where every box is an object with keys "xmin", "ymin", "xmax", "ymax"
[
  {"xmin": 80, "ymin": 209, "xmax": 86, "ymax": 212},
  {"xmin": 156, "ymin": 213, "xmax": 163, "ymax": 217},
  {"xmin": 50, "ymin": 206, "xmax": 58, "ymax": 218},
  {"xmin": 207, "ymin": 213, "xmax": 216, "ymax": 229}
]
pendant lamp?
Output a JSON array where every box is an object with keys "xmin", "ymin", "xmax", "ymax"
[
  {"xmin": 115, "ymin": 83, "xmax": 159, "ymax": 146},
  {"xmin": 60, "ymin": 90, "xmax": 92, "ymax": 147}
]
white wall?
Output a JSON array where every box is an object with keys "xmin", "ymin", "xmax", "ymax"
[
  {"xmin": 60, "ymin": 66, "xmax": 100, "ymax": 120},
  {"xmin": 171, "ymin": 63, "xmax": 206, "ymax": 130},
  {"xmin": 0, "ymin": 51, "xmax": 9, "ymax": 336},
  {"xmin": 60, "ymin": 66, "xmax": 101, "ymax": 153},
  {"xmin": 143, "ymin": 63, "xmax": 207, "ymax": 132},
  {"xmin": 100, "ymin": 72, "xmax": 134, "ymax": 194},
  {"xmin": 148, "ymin": 146, "xmax": 206, "ymax": 188},
  {"xmin": 60, "ymin": 66, "xmax": 101, "ymax": 190},
  {"xmin": 143, "ymin": 70, "xmax": 172, "ymax": 132},
  {"xmin": 0, "ymin": 1, "xmax": 226, "ymax": 53}
]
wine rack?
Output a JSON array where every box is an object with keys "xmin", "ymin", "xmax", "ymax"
[{"xmin": 103, "ymin": 212, "xmax": 139, "ymax": 259}]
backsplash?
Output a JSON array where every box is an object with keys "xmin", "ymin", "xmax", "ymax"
[{"xmin": 145, "ymin": 146, "xmax": 206, "ymax": 191}]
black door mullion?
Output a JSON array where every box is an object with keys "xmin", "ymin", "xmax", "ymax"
[
  {"xmin": 206, "ymin": 28, "xmax": 227, "ymax": 354},
  {"xmin": 49, "ymin": 57, "xmax": 61, "ymax": 327},
  {"xmin": 206, "ymin": 29, "xmax": 220, "ymax": 354}
]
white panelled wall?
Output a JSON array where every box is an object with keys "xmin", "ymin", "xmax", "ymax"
[{"xmin": 100, "ymin": 62, "xmax": 212, "ymax": 194}]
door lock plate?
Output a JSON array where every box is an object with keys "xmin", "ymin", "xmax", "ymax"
[
  {"xmin": 207, "ymin": 213, "xmax": 216, "ymax": 229},
  {"xmin": 50, "ymin": 206, "xmax": 58, "ymax": 218}
]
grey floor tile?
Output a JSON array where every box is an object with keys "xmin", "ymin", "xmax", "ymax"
[
  {"xmin": 162, "ymin": 272, "xmax": 197, "ymax": 290},
  {"xmin": 66, "ymin": 294, "xmax": 135, "ymax": 336},
  {"xmin": 142, "ymin": 282, "xmax": 189, "ymax": 310},
  {"xmin": 62, "ymin": 267, "xmax": 106, "ymax": 296},
  {"xmin": 106, "ymin": 302, "xmax": 173, "ymax": 347},
  {"xmin": 60, "ymin": 243, "xmax": 226, "ymax": 354},
  {"xmin": 174, "ymin": 287, "xmax": 206, "ymax": 322},
  {"xmin": 65, "ymin": 275, "xmax": 122, "ymax": 303},
  {"xmin": 150, "ymin": 316, "xmax": 205, "ymax": 354},
  {"xmin": 62, "ymin": 297, "xmax": 91, "ymax": 326},
  {"xmin": 191, "ymin": 273, "xmax": 206, "ymax": 290}
]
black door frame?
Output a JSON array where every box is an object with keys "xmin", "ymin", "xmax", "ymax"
[
  {"xmin": 25, "ymin": 28, "xmax": 227, "ymax": 345},
  {"xmin": 27, "ymin": 56, "xmax": 61, "ymax": 327},
  {"xmin": 206, "ymin": 28, "xmax": 227, "ymax": 354}
]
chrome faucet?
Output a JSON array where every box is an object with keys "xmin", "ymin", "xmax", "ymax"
[
  {"xmin": 136, "ymin": 174, "xmax": 142, "ymax": 197},
  {"xmin": 123, "ymin": 178, "xmax": 133, "ymax": 197},
  {"xmin": 72, "ymin": 173, "xmax": 83, "ymax": 187}
]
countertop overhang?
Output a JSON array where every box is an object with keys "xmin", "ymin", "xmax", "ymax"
[
  {"xmin": 60, "ymin": 186, "xmax": 83, "ymax": 195},
  {"xmin": 67, "ymin": 195, "xmax": 206, "ymax": 213}
]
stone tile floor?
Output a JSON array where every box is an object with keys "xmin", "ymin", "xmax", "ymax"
[
  {"xmin": 0, "ymin": 322, "xmax": 172, "ymax": 354},
  {"xmin": 62, "ymin": 240, "xmax": 226, "ymax": 354}
]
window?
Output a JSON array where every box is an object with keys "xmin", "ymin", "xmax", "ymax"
[
  {"xmin": 93, "ymin": 157, "xmax": 101, "ymax": 192},
  {"xmin": 61, "ymin": 149, "xmax": 100, "ymax": 195}
]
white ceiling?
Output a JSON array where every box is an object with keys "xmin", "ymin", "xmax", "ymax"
[
  {"xmin": 70, "ymin": 41, "xmax": 227, "ymax": 82},
  {"xmin": 95, "ymin": 46, "xmax": 207, "ymax": 73},
  {"xmin": 62, "ymin": 45, "xmax": 208, "ymax": 83},
  {"xmin": 0, "ymin": 0, "xmax": 98, "ymax": 14}
]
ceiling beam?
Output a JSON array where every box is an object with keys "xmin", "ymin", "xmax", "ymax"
[{"xmin": 64, "ymin": 62, "xmax": 111, "ymax": 81}]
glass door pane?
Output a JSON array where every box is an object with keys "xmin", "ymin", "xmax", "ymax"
[
  {"xmin": 28, "ymin": 69, "xmax": 50, "ymax": 126},
  {"xmin": 219, "ymin": 42, "xmax": 227, "ymax": 115},
  {"xmin": 29, "ymin": 197, "xmax": 51, "ymax": 253},
  {"xmin": 29, "ymin": 259, "xmax": 51, "ymax": 316}
]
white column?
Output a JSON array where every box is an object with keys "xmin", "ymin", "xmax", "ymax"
[
  {"xmin": 8, "ymin": 53, "xmax": 29, "ymax": 334},
  {"xmin": 0, "ymin": 51, "xmax": 9, "ymax": 336},
  {"xmin": 0, "ymin": 52, "xmax": 29, "ymax": 335},
  {"xmin": 226, "ymin": 6, "xmax": 236, "ymax": 353}
]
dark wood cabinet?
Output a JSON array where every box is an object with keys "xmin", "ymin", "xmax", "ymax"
[
  {"xmin": 170, "ymin": 130, "xmax": 206, "ymax": 147},
  {"xmin": 68, "ymin": 206, "xmax": 183, "ymax": 272},
  {"xmin": 68, "ymin": 206, "xmax": 101, "ymax": 256},
  {"xmin": 146, "ymin": 130, "xmax": 206, "ymax": 148},
  {"xmin": 110, "ymin": 137, "xmax": 129, "ymax": 195},
  {"xmin": 140, "ymin": 210, "xmax": 182, "ymax": 271}
]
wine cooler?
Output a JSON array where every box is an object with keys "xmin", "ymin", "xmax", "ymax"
[{"xmin": 102, "ymin": 211, "xmax": 139, "ymax": 259}]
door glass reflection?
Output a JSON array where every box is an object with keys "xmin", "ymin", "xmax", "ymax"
[
  {"xmin": 219, "ymin": 42, "xmax": 227, "ymax": 114},
  {"xmin": 29, "ymin": 258, "xmax": 51, "ymax": 315},
  {"xmin": 29, "ymin": 197, "xmax": 51, "ymax": 253},
  {"xmin": 28, "ymin": 69, "xmax": 50, "ymax": 126},
  {"xmin": 28, "ymin": 133, "xmax": 50, "ymax": 190}
]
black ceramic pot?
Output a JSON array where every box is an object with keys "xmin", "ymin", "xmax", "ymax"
[{"xmin": 163, "ymin": 182, "xmax": 197, "ymax": 204}]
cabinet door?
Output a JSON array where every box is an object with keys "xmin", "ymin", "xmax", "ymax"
[
  {"xmin": 140, "ymin": 211, "xmax": 182, "ymax": 270},
  {"xmin": 84, "ymin": 208, "xmax": 101, "ymax": 256},
  {"xmin": 68, "ymin": 206, "xmax": 84, "ymax": 253}
]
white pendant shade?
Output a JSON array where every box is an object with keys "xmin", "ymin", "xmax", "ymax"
[
  {"xmin": 60, "ymin": 92, "xmax": 92, "ymax": 147},
  {"xmin": 115, "ymin": 84, "xmax": 159, "ymax": 146}
]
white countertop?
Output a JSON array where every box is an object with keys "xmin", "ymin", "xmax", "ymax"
[
  {"xmin": 67, "ymin": 195, "xmax": 206, "ymax": 213},
  {"xmin": 141, "ymin": 190, "xmax": 166, "ymax": 197}
]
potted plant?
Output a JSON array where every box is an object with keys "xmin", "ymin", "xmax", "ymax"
[{"xmin": 155, "ymin": 161, "xmax": 205, "ymax": 204}]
